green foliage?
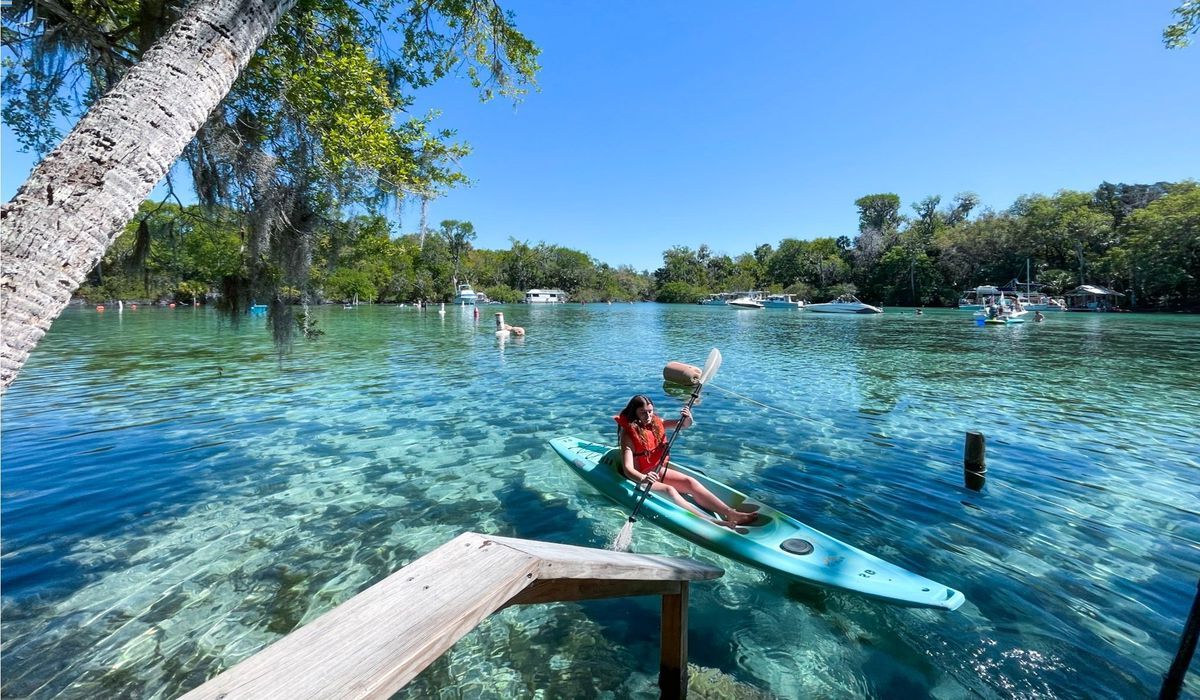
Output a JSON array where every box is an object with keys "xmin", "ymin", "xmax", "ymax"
[
  {"xmin": 1118, "ymin": 185, "xmax": 1200, "ymax": 305},
  {"xmin": 72, "ymin": 179, "xmax": 1200, "ymax": 313},
  {"xmin": 438, "ymin": 219, "xmax": 476, "ymax": 285},
  {"xmin": 2, "ymin": 0, "xmax": 542, "ymax": 341},
  {"xmin": 784, "ymin": 281, "xmax": 816, "ymax": 301},
  {"xmin": 854, "ymin": 193, "xmax": 903, "ymax": 234},
  {"xmin": 182, "ymin": 218, "xmax": 244, "ymax": 283},
  {"xmin": 324, "ymin": 268, "xmax": 377, "ymax": 302},
  {"xmin": 634, "ymin": 181, "xmax": 1195, "ymax": 310},
  {"xmin": 656, "ymin": 281, "xmax": 707, "ymax": 304},
  {"xmin": 76, "ymin": 278, "xmax": 141, "ymax": 304},
  {"xmin": 1035, "ymin": 269, "xmax": 1073, "ymax": 296},
  {"xmin": 655, "ymin": 246, "xmax": 708, "ymax": 287},
  {"xmin": 1164, "ymin": 0, "xmax": 1200, "ymax": 48},
  {"xmin": 826, "ymin": 282, "xmax": 859, "ymax": 299},
  {"xmin": 177, "ymin": 280, "xmax": 208, "ymax": 304},
  {"xmin": 481, "ymin": 285, "xmax": 522, "ymax": 303}
]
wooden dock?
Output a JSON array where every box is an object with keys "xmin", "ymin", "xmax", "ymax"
[{"xmin": 179, "ymin": 532, "xmax": 724, "ymax": 699}]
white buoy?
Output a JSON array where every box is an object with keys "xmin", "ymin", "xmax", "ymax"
[
  {"xmin": 439, "ymin": 302, "xmax": 445, "ymax": 316},
  {"xmin": 495, "ymin": 312, "xmax": 510, "ymax": 337}
]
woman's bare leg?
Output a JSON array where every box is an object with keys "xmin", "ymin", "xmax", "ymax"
[
  {"xmin": 662, "ymin": 471, "xmax": 753, "ymax": 523},
  {"xmin": 650, "ymin": 483, "xmax": 725, "ymax": 524}
]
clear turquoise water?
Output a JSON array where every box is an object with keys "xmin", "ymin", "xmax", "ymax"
[{"xmin": 2, "ymin": 304, "xmax": 1198, "ymax": 698}]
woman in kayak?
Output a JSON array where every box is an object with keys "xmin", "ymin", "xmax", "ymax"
[{"xmin": 615, "ymin": 395, "xmax": 756, "ymax": 527}]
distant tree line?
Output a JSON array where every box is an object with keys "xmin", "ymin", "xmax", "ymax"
[
  {"xmin": 82, "ymin": 179, "xmax": 1196, "ymax": 311},
  {"xmin": 77, "ymin": 204, "xmax": 652, "ymax": 305},
  {"xmin": 653, "ymin": 181, "xmax": 1200, "ymax": 311}
]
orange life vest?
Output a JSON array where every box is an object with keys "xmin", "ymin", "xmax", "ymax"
[{"xmin": 614, "ymin": 414, "xmax": 667, "ymax": 474}]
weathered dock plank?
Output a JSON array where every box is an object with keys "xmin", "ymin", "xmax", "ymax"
[{"xmin": 179, "ymin": 532, "xmax": 723, "ymax": 699}]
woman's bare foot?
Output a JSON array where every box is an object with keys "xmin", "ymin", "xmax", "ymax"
[{"xmin": 724, "ymin": 510, "xmax": 758, "ymax": 525}]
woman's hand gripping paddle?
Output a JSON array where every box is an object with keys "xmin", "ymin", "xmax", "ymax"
[{"xmin": 610, "ymin": 348, "xmax": 723, "ymax": 552}]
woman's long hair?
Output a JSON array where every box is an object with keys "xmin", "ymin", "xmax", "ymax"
[{"xmin": 618, "ymin": 394, "xmax": 664, "ymax": 444}]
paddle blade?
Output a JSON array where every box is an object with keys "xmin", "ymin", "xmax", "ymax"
[
  {"xmin": 698, "ymin": 348, "xmax": 723, "ymax": 385},
  {"xmin": 610, "ymin": 520, "xmax": 634, "ymax": 552}
]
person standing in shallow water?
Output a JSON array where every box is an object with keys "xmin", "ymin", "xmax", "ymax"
[{"xmin": 615, "ymin": 395, "xmax": 755, "ymax": 527}]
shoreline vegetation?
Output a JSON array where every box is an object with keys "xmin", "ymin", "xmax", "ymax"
[{"xmin": 82, "ymin": 181, "xmax": 1198, "ymax": 312}]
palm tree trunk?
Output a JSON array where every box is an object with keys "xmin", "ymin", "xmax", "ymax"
[{"xmin": 0, "ymin": 0, "xmax": 297, "ymax": 391}]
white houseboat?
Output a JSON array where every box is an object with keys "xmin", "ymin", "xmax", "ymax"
[{"xmin": 524, "ymin": 288, "xmax": 568, "ymax": 304}]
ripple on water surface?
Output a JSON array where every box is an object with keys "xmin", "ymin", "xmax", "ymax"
[{"xmin": 2, "ymin": 305, "xmax": 1198, "ymax": 698}]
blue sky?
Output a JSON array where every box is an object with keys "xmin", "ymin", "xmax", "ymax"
[{"xmin": 3, "ymin": 1, "xmax": 1197, "ymax": 272}]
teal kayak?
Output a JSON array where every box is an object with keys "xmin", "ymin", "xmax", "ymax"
[{"xmin": 550, "ymin": 436, "xmax": 965, "ymax": 611}]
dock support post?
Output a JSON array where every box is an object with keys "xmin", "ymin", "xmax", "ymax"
[
  {"xmin": 659, "ymin": 582, "xmax": 689, "ymax": 699},
  {"xmin": 1161, "ymin": 578, "xmax": 1200, "ymax": 700},
  {"xmin": 964, "ymin": 431, "xmax": 987, "ymax": 491}
]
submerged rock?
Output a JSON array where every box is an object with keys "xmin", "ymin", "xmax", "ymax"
[{"xmin": 688, "ymin": 663, "xmax": 776, "ymax": 699}]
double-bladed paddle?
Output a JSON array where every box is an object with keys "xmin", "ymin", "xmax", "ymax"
[{"xmin": 610, "ymin": 348, "xmax": 723, "ymax": 552}]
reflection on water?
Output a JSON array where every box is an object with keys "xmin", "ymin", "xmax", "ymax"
[{"xmin": 2, "ymin": 305, "xmax": 1198, "ymax": 698}]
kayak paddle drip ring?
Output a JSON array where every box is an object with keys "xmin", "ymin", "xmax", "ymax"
[{"xmin": 780, "ymin": 539, "xmax": 814, "ymax": 555}]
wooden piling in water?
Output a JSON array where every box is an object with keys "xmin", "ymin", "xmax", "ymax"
[
  {"xmin": 964, "ymin": 431, "xmax": 987, "ymax": 491},
  {"xmin": 660, "ymin": 583, "xmax": 689, "ymax": 698}
]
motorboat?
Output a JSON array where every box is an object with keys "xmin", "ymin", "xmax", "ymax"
[
  {"xmin": 727, "ymin": 295, "xmax": 764, "ymax": 309},
  {"xmin": 957, "ymin": 285, "xmax": 1003, "ymax": 311},
  {"xmin": 806, "ymin": 294, "xmax": 882, "ymax": 314},
  {"xmin": 763, "ymin": 294, "xmax": 805, "ymax": 309},
  {"xmin": 1011, "ymin": 292, "xmax": 1065, "ymax": 311},
  {"xmin": 454, "ymin": 283, "xmax": 478, "ymax": 305},
  {"xmin": 698, "ymin": 293, "xmax": 732, "ymax": 306}
]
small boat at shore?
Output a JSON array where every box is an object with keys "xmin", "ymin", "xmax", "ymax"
[
  {"xmin": 454, "ymin": 283, "xmax": 478, "ymax": 305},
  {"xmin": 806, "ymin": 294, "xmax": 882, "ymax": 314},
  {"xmin": 727, "ymin": 295, "xmax": 764, "ymax": 309},
  {"xmin": 763, "ymin": 294, "xmax": 805, "ymax": 309},
  {"xmin": 549, "ymin": 436, "xmax": 965, "ymax": 610},
  {"xmin": 957, "ymin": 285, "xmax": 1003, "ymax": 311},
  {"xmin": 698, "ymin": 293, "xmax": 732, "ymax": 306}
]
